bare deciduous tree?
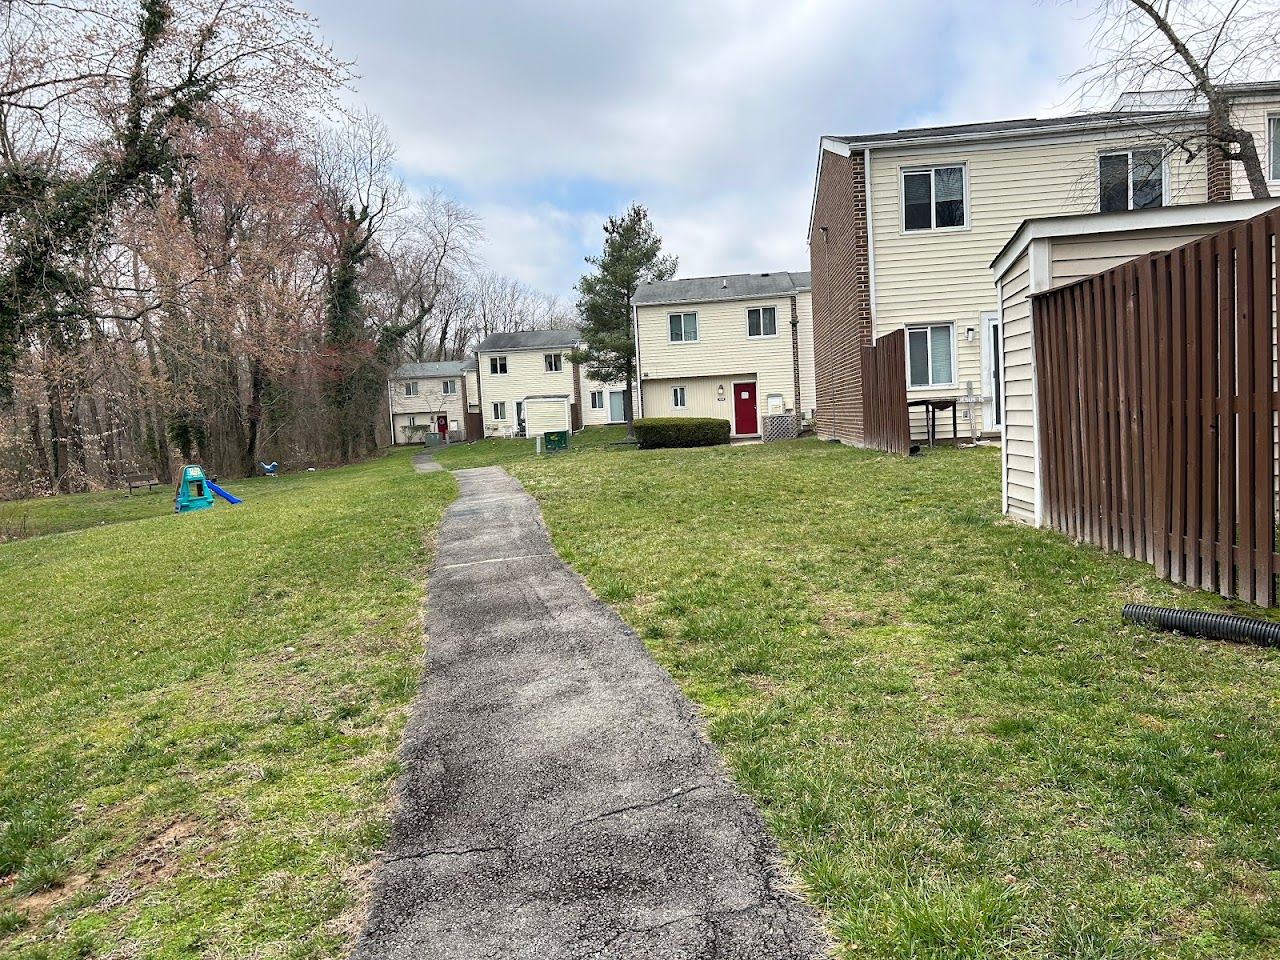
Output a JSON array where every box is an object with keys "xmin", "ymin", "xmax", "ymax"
[{"xmin": 1075, "ymin": 0, "xmax": 1278, "ymax": 198}]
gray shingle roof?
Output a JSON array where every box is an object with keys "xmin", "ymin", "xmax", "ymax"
[
  {"xmin": 476, "ymin": 328, "xmax": 581, "ymax": 353},
  {"xmin": 830, "ymin": 110, "xmax": 1198, "ymax": 148},
  {"xmin": 390, "ymin": 359, "xmax": 475, "ymax": 379},
  {"xmin": 633, "ymin": 271, "xmax": 810, "ymax": 307}
]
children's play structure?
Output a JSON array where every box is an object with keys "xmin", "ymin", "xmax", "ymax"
[{"xmin": 174, "ymin": 464, "xmax": 243, "ymax": 513}]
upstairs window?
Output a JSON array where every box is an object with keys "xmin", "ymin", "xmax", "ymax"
[
  {"xmin": 747, "ymin": 306, "xmax": 777, "ymax": 338},
  {"xmin": 403, "ymin": 381, "xmax": 419, "ymax": 397},
  {"xmin": 442, "ymin": 380, "xmax": 457, "ymax": 395},
  {"xmin": 902, "ymin": 165, "xmax": 966, "ymax": 231},
  {"xmin": 544, "ymin": 353, "xmax": 563, "ymax": 372},
  {"xmin": 489, "ymin": 356, "xmax": 508, "ymax": 375},
  {"xmin": 590, "ymin": 390, "xmax": 604, "ymax": 409},
  {"xmin": 1270, "ymin": 114, "xmax": 1280, "ymax": 181},
  {"xmin": 907, "ymin": 324, "xmax": 955, "ymax": 388},
  {"xmin": 672, "ymin": 386, "xmax": 687, "ymax": 408},
  {"xmin": 1099, "ymin": 149, "xmax": 1164, "ymax": 212},
  {"xmin": 668, "ymin": 312, "xmax": 698, "ymax": 343}
]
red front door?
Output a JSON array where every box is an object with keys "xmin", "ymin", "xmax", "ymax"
[
  {"xmin": 732, "ymin": 381, "xmax": 758, "ymax": 436},
  {"xmin": 436, "ymin": 415, "xmax": 449, "ymax": 436}
]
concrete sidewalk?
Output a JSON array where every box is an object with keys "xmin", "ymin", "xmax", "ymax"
[{"xmin": 353, "ymin": 466, "xmax": 825, "ymax": 959}]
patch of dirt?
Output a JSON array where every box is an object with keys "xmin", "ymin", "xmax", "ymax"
[{"xmin": 9, "ymin": 870, "xmax": 91, "ymax": 916}]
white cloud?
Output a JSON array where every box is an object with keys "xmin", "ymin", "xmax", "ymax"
[{"xmin": 300, "ymin": 0, "xmax": 1100, "ymax": 298}]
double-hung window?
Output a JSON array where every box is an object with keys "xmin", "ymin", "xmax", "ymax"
[
  {"xmin": 489, "ymin": 356, "xmax": 508, "ymax": 375},
  {"xmin": 590, "ymin": 390, "xmax": 604, "ymax": 409},
  {"xmin": 672, "ymin": 386, "xmax": 687, "ymax": 408},
  {"xmin": 902, "ymin": 165, "xmax": 966, "ymax": 231},
  {"xmin": 1269, "ymin": 114, "xmax": 1280, "ymax": 182},
  {"xmin": 906, "ymin": 324, "xmax": 955, "ymax": 388},
  {"xmin": 668, "ymin": 312, "xmax": 698, "ymax": 343},
  {"xmin": 544, "ymin": 353, "xmax": 563, "ymax": 372},
  {"xmin": 746, "ymin": 306, "xmax": 777, "ymax": 338},
  {"xmin": 1099, "ymin": 149, "xmax": 1164, "ymax": 212},
  {"xmin": 441, "ymin": 379, "xmax": 457, "ymax": 395},
  {"xmin": 403, "ymin": 381, "xmax": 419, "ymax": 397},
  {"xmin": 492, "ymin": 401, "xmax": 507, "ymax": 421}
]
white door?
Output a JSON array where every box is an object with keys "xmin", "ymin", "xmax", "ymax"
[
  {"xmin": 982, "ymin": 313, "xmax": 1003, "ymax": 431},
  {"xmin": 608, "ymin": 390, "xmax": 625, "ymax": 423}
]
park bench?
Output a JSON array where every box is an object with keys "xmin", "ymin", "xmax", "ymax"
[{"xmin": 124, "ymin": 472, "xmax": 161, "ymax": 495}]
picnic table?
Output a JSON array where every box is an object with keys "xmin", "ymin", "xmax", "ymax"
[{"xmin": 906, "ymin": 397, "xmax": 960, "ymax": 448}]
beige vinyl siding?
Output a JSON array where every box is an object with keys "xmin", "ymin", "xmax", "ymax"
[
  {"xmin": 464, "ymin": 370, "xmax": 480, "ymax": 410},
  {"xmin": 636, "ymin": 290, "xmax": 815, "ymax": 417},
  {"xmin": 871, "ymin": 126, "xmax": 1208, "ymax": 439},
  {"xmin": 524, "ymin": 397, "xmax": 571, "ymax": 436},
  {"xmin": 1227, "ymin": 95, "xmax": 1280, "ymax": 199},
  {"xmin": 579, "ymin": 381, "xmax": 637, "ymax": 427},
  {"xmin": 999, "ymin": 253, "xmax": 1037, "ymax": 524},
  {"xmin": 389, "ymin": 376, "xmax": 469, "ymax": 446},
  {"xmin": 641, "ymin": 376, "xmax": 739, "ymax": 424},
  {"xmin": 478, "ymin": 348, "xmax": 577, "ymax": 435},
  {"xmin": 1048, "ymin": 224, "xmax": 1248, "ymax": 286}
]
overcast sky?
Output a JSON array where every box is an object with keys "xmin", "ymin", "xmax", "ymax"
[{"xmin": 297, "ymin": 1, "xmax": 1099, "ymax": 300}]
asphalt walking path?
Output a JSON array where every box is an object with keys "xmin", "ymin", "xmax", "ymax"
[{"xmin": 352, "ymin": 465, "xmax": 826, "ymax": 959}]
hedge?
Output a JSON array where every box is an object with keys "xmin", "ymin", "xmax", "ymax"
[{"xmin": 633, "ymin": 417, "xmax": 731, "ymax": 450}]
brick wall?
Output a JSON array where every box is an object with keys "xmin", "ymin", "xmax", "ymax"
[
  {"xmin": 1206, "ymin": 116, "xmax": 1232, "ymax": 203},
  {"xmin": 809, "ymin": 148, "xmax": 873, "ymax": 445}
]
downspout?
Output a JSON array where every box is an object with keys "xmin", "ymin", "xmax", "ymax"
[
  {"xmin": 789, "ymin": 294, "xmax": 802, "ymax": 434},
  {"xmin": 864, "ymin": 147, "xmax": 877, "ymax": 329}
]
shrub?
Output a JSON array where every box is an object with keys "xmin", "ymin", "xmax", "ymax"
[{"xmin": 633, "ymin": 417, "xmax": 730, "ymax": 450}]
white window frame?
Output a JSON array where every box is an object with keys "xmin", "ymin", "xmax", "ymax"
[
  {"xmin": 746, "ymin": 305, "xmax": 778, "ymax": 339},
  {"xmin": 441, "ymin": 379, "xmax": 457, "ymax": 395},
  {"xmin": 1268, "ymin": 112, "xmax": 1280, "ymax": 184},
  {"xmin": 900, "ymin": 163, "xmax": 968, "ymax": 233},
  {"xmin": 489, "ymin": 356, "xmax": 508, "ymax": 375},
  {"xmin": 407, "ymin": 415, "xmax": 416, "ymax": 427},
  {"xmin": 492, "ymin": 401, "xmax": 507, "ymax": 421},
  {"xmin": 1097, "ymin": 148, "xmax": 1167, "ymax": 212},
  {"xmin": 403, "ymin": 381, "xmax": 419, "ymax": 397},
  {"xmin": 668, "ymin": 312, "xmax": 699, "ymax": 343},
  {"xmin": 544, "ymin": 353, "xmax": 563, "ymax": 372},
  {"xmin": 905, "ymin": 323, "xmax": 957, "ymax": 389},
  {"xmin": 589, "ymin": 389, "xmax": 604, "ymax": 410},
  {"xmin": 672, "ymin": 386, "xmax": 687, "ymax": 408}
]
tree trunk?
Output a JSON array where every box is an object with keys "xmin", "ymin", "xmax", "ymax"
[
  {"xmin": 242, "ymin": 360, "xmax": 265, "ymax": 476},
  {"xmin": 45, "ymin": 378, "xmax": 71, "ymax": 494},
  {"xmin": 623, "ymin": 366, "xmax": 636, "ymax": 441},
  {"xmin": 26, "ymin": 402, "xmax": 53, "ymax": 493}
]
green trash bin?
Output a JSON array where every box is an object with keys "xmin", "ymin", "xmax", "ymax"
[
  {"xmin": 174, "ymin": 464, "xmax": 215, "ymax": 513},
  {"xmin": 544, "ymin": 430, "xmax": 569, "ymax": 453}
]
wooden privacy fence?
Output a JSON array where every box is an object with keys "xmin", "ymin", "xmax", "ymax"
[
  {"xmin": 1033, "ymin": 208, "xmax": 1279, "ymax": 606},
  {"xmin": 860, "ymin": 329, "xmax": 912, "ymax": 455}
]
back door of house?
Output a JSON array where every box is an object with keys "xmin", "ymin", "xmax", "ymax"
[
  {"xmin": 733, "ymin": 381, "xmax": 758, "ymax": 436},
  {"xmin": 436, "ymin": 414, "xmax": 448, "ymax": 436},
  {"xmin": 608, "ymin": 389, "xmax": 625, "ymax": 423}
]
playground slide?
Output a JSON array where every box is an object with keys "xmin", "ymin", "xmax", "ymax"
[{"xmin": 206, "ymin": 481, "xmax": 243, "ymax": 505}]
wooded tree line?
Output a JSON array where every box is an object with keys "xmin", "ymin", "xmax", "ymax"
[{"xmin": 0, "ymin": 0, "xmax": 568, "ymax": 499}]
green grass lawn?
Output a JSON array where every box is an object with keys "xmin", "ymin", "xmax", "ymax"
[
  {"xmin": 7, "ymin": 431, "xmax": 1279, "ymax": 959},
  {"xmin": 465, "ymin": 435, "xmax": 1279, "ymax": 959},
  {"xmin": 0, "ymin": 450, "xmax": 454, "ymax": 959},
  {"xmin": 0, "ymin": 487, "xmax": 176, "ymax": 541},
  {"xmin": 432, "ymin": 423, "xmax": 631, "ymax": 470}
]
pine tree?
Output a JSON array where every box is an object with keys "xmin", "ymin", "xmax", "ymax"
[{"xmin": 571, "ymin": 204, "xmax": 676, "ymax": 439}]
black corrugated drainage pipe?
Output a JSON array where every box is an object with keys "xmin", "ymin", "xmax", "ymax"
[{"xmin": 1122, "ymin": 603, "xmax": 1280, "ymax": 647}]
